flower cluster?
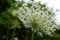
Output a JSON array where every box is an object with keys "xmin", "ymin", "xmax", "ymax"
[{"xmin": 12, "ymin": 1, "xmax": 59, "ymax": 36}]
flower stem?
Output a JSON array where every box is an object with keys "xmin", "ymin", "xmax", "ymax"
[
  {"xmin": 11, "ymin": 28, "xmax": 16, "ymax": 40},
  {"xmin": 31, "ymin": 29, "xmax": 34, "ymax": 40}
]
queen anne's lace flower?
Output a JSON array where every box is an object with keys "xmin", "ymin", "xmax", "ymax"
[{"xmin": 12, "ymin": 2, "xmax": 59, "ymax": 36}]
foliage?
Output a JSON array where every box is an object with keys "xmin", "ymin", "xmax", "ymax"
[
  {"xmin": 0, "ymin": 0, "xmax": 60, "ymax": 40},
  {"xmin": 0, "ymin": 0, "xmax": 20, "ymax": 40}
]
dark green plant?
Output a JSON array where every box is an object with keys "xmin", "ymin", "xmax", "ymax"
[{"xmin": 0, "ymin": 0, "xmax": 20, "ymax": 40}]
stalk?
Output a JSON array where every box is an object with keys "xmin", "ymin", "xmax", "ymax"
[
  {"xmin": 31, "ymin": 29, "xmax": 34, "ymax": 40},
  {"xmin": 11, "ymin": 28, "xmax": 16, "ymax": 40}
]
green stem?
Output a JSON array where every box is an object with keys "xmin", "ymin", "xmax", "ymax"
[
  {"xmin": 31, "ymin": 29, "xmax": 34, "ymax": 40},
  {"xmin": 6, "ymin": 27, "xmax": 9, "ymax": 40},
  {"xmin": 11, "ymin": 28, "xmax": 16, "ymax": 40}
]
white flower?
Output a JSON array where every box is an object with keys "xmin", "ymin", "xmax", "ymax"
[{"xmin": 12, "ymin": 2, "xmax": 59, "ymax": 36}]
